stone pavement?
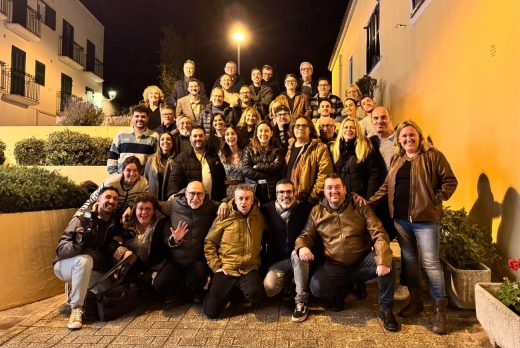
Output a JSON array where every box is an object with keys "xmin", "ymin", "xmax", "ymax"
[{"xmin": 0, "ymin": 282, "xmax": 492, "ymax": 348}]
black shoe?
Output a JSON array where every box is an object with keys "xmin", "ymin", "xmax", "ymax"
[
  {"xmin": 328, "ymin": 296, "xmax": 345, "ymax": 312},
  {"xmin": 291, "ymin": 301, "xmax": 308, "ymax": 322},
  {"xmin": 355, "ymin": 281, "xmax": 368, "ymax": 300},
  {"xmin": 379, "ymin": 309, "xmax": 400, "ymax": 332}
]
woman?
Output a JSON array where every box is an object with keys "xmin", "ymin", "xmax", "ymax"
[
  {"xmin": 111, "ymin": 194, "xmax": 171, "ymax": 295},
  {"xmin": 140, "ymin": 85, "xmax": 165, "ymax": 130},
  {"xmin": 144, "ymin": 132, "xmax": 175, "ymax": 201},
  {"xmin": 219, "ymin": 126, "xmax": 245, "ymax": 198},
  {"xmin": 219, "ymin": 73, "xmax": 240, "ymax": 107},
  {"xmin": 340, "ymin": 98, "xmax": 358, "ymax": 123},
  {"xmin": 207, "ymin": 114, "xmax": 227, "ymax": 152},
  {"xmin": 361, "ymin": 120, "xmax": 458, "ymax": 334},
  {"xmin": 76, "ymin": 156, "xmax": 148, "ymax": 219},
  {"xmin": 241, "ymin": 121, "xmax": 283, "ymax": 204},
  {"xmin": 331, "ymin": 117, "xmax": 386, "ymax": 200},
  {"xmin": 268, "ymin": 99, "xmax": 283, "ymax": 125},
  {"xmin": 237, "ymin": 106, "xmax": 262, "ymax": 145}
]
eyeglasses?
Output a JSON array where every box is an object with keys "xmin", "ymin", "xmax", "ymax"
[
  {"xmin": 300, "ymin": 68, "xmax": 312, "ymax": 71},
  {"xmin": 186, "ymin": 191, "xmax": 205, "ymax": 197},
  {"xmin": 285, "ymin": 80, "xmax": 297, "ymax": 84},
  {"xmin": 137, "ymin": 207, "xmax": 153, "ymax": 213},
  {"xmin": 319, "ymin": 124, "xmax": 335, "ymax": 129},
  {"xmin": 294, "ymin": 124, "xmax": 309, "ymax": 129},
  {"xmin": 276, "ymin": 112, "xmax": 289, "ymax": 117},
  {"xmin": 276, "ymin": 190, "xmax": 294, "ymax": 195}
]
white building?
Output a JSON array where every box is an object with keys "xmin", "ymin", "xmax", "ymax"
[{"xmin": 0, "ymin": 0, "xmax": 104, "ymax": 125}]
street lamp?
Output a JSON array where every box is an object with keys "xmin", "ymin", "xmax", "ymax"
[
  {"xmin": 108, "ymin": 89, "xmax": 117, "ymax": 101},
  {"xmin": 232, "ymin": 31, "xmax": 245, "ymax": 75}
]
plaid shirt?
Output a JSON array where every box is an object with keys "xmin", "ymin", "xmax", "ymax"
[{"xmin": 310, "ymin": 93, "xmax": 344, "ymax": 119}]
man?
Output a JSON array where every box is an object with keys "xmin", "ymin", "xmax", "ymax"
[
  {"xmin": 172, "ymin": 114, "xmax": 194, "ymax": 155},
  {"xmin": 53, "ymin": 187, "xmax": 119, "ymax": 329},
  {"xmin": 298, "ymin": 61, "xmax": 317, "ymax": 97},
  {"xmin": 155, "ymin": 104, "xmax": 176, "ymax": 135},
  {"xmin": 295, "ymin": 174, "xmax": 400, "ymax": 332},
  {"xmin": 249, "ymin": 67, "xmax": 273, "ymax": 115},
  {"xmin": 168, "ymin": 126, "xmax": 226, "ymax": 201},
  {"xmin": 159, "ymin": 181, "xmax": 223, "ymax": 302},
  {"xmin": 369, "ymin": 106, "xmax": 409, "ymax": 301},
  {"xmin": 275, "ymin": 74, "xmax": 312, "ymax": 119},
  {"xmin": 262, "ymin": 64, "xmax": 281, "ymax": 97},
  {"xmin": 232, "ymin": 85, "xmax": 263, "ymax": 125},
  {"xmin": 212, "ymin": 61, "xmax": 244, "ymax": 93},
  {"xmin": 261, "ymin": 179, "xmax": 313, "ymax": 322},
  {"xmin": 107, "ymin": 104, "xmax": 159, "ymax": 174},
  {"xmin": 198, "ymin": 87, "xmax": 235, "ymax": 135},
  {"xmin": 170, "ymin": 59, "xmax": 207, "ymax": 106},
  {"xmin": 310, "ymin": 77, "xmax": 343, "ymax": 120},
  {"xmin": 359, "ymin": 95, "xmax": 377, "ymax": 136},
  {"xmin": 203, "ymin": 184, "xmax": 265, "ymax": 318},
  {"xmin": 285, "ymin": 116, "xmax": 333, "ymax": 203},
  {"xmin": 272, "ymin": 104, "xmax": 292, "ymax": 152},
  {"xmin": 176, "ymin": 79, "xmax": 210, "ymax": 124},
  {"xmin": 317, "ymin": 112, "xmax": 337, "ymax": 147}
]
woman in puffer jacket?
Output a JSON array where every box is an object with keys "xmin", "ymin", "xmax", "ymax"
[{"xmin": 240, "ymin": 121, "xmax": 284, "ymax": 204}]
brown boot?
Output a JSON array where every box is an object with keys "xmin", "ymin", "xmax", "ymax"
[
  {"xmin": 431, "ymin": 297, "xmax": 448, "ymax": 334},
  {"xmin": 398, "ymin": 287, "xmax": 424, "ymax": 317}
]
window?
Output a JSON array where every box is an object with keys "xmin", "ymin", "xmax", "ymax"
[
  {"xmin": 62, "ymin": 19, "xmax": 74, "ymax": 58},
  {"xmin": 11, "ymin": 46, "xmax": 26, "ymax": 96},
  {"xmin": 411, "ymin": 0, "xmax": 426, "ymax": 18},
  {"xmin": 85, "ymin": 87, "xmax": 94, "ymax": 103},
  {"xmin": 35, "ymin": 60, "xmax": 45, "ymax": 86},
  {"xmin": 37, "ymin": 1, "xmax": 55, "ymax": 30},
  {"xmin": 365, "ymin": 3, "xmax": 380, "ymax": 74},
  {"xmin": 60, "ymin": 73, "xmax": 72, "ymax": 111},
  {"xmin": 86, "ymin": 40, "xmax": 96, "ymax": 72},
  {"xmin": 349, "ymin": 57, "xmax": 353, "ymax": 84}
]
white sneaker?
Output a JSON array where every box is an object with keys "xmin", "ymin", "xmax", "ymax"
[
  {"xmin": 394, "ymin": 285, "xmax": 410, "ymax": 301},
  {"xmin": 67, "ymin": 307, "xmax": 84, "ymax": 330}
]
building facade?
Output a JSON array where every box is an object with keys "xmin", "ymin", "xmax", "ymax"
[
  {"xmin": 0, "ymin": 0, "xmax": 104, "ymax": 125},
  {"xmin": 329, "ymin": 0, "xmax": 520, "ymax": 258}
]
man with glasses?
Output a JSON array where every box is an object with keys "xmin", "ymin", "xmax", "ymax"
[
  {"xmin": 168, "ymin": 126, "xmax": 226, "ymax": 201},
  {"xmin": 232, "ymin": 85, "xmax": 263, "ymax": 126},
  {"xmin": 275, "ymin": 74, "xmax": 312, "ymax": 119},
  {"xmin": 155, "ymin": 105, "xmax": 176, "ymax": 135},
  {"xmin": 261, "ymin": 179, "xmax": 313, "ymax": 322},
  {"xmin": 317, "ymin": 112, "xmax": 337, "ymax": 147},
  {"xmin": 298, "ymin": 61, "xmax": 317, "ymax": 97},
  {"xmin": 261, "ymin": 64, "xmax": 281, "ymax": 97},
  {"xmin": 285, "ymin": 116, "xmax": 333, "ymax": 203},
  {"xmin": 295, "ymin": 174, "xmax": 400, "ymax": 331},
  {"xmin": 310, "ymin": 77, "xmax": 343, "ymax": 120},
  {"xmin": 272, "ymin": 105, "xmax": 292, "ymax": 152}
]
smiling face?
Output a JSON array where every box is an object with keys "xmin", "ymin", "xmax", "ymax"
[
  {"xmin": 239, "ymin": 86, "xmax": 251, "ymax": 104},
  {"xmin": 190, "ymin": 128, "xmax": 206, "ymax": 152},
  {"xmin": 97, "ymin": 189, "xmax": 118, "ymax": 216},
  {"xmin": 293, "ymin": 118, "xmax": 310, "ymax": 142},
  {"xmin": 317, "ymin": 80, "xmax": 331, "ymax": 97},
  {"xmin": 178, "ymin": 116, "xmax": 193, "ymax": 136},
  {"xmin": 275, "ymin": 182, "xmax": 296, "ymax": 209},
  {"xmin": 123, "ymin": 163, "xmax": 139, "ymax": 185},
  {"xmin": 251, "ymin": 69, "xmax": 262, "ymax": 85},
  {"xmin": 224, "ymin": 127, "xmax": 238, "ymax": 147},
  {"xmin": 211, "ymin": 89, "xmax": 224, "ymax": 107},
  {"xmin": 160, "ymin": 108, "xmax": 175, "ymax": 127},
  {"xmin": 225, "ymin": 62, "xmax": 237, "ymax": 76},
  {"xmin": 234, "ymin": 188, "xmax": 254, "ymax": 215},
  {"xmin": 324, "ymin": 177, "xmax": 346, "ymax": 209},
  {"xmin": 136, "ymin": 201, "xmax": 154, "ymax": 226},
  {"xmin": 256, "ymin": 123, "xmax": 272, "ymax": 146},
  {"xmin": 220, "ymin": 74, "xmax": 232, "ymax": 91},
  {"xmin": 318, "ymin": 100, "xmax": 332, "ymax": 117},
  {"xmin": 284, "ymin": 76, "xmax": 297, "ymax": 92},
  {"xmin": 371, "ymin": 107, "xmax": 393, "ymax": 137},
  {"xmin": 212, "ymin": 115, "xmax": 225, "ymax": 132},
  {"xmin": 262, "ymin": 67, "xmax": 273, "ymax": 82},
  {"xmin": 342, "ymin": 120, "xmax": 357, "ymax": 141},
  {"xmin": 132, "ymin": 111, "xmax": 148, "ymax": 130},
  {"xmin": 185, "ymin": 181, "xmax": 205, "ymax": 209},
  {"xmin": 344, "ymin": 99, "xmax": 357, "ymax": 117},
  {"xmin": 159, "ymin": 133, "xmax": 173, "ymax": 154},
  {"xmin": 183, "ymin": 62, "xmax": 195, "ymax": 79},
  {"xmin": 300, "ymin": 62, "xmax": 313, "ymax": 81},
  {"xmin": 346, "ymin": 87, "xmax": 360, "ymax": 101},
  {"xmin": 398, "ymin": 125, "xmax": 421, "ymax": 155},
  {"xmin": 147, "ymin": 89, "xmax": 160, "ymax": 105},
  {"xmin": 245, "ymin": 110, "xmax": 258, "ymax": 126},
  {"xmin": 361, "ymin": 96, "xmax": 376, "ymax": 113},
  {"xmin": 319, "ymin": 117, "xmax": 336, "ymax": 141},
  {"xmin": 188, "ymin": 81, "xmax": 200, "ymax": 96}
]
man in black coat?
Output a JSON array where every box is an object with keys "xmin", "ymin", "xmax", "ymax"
[
  {"xmin": 167, "ymin": 126, "xmax": 226, "ymax": 201},
  {"xmin": 169, "ymin": 59, "xmax": 207, "ymax": 106}
]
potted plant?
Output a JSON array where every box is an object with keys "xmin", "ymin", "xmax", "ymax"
[
  {"xmin": 439, "ymin": 207, "xmax": 497, "ymax": 309},
  {"xmin": 475, "ymin": 258, "xmax": 520, "ymax": 348}
]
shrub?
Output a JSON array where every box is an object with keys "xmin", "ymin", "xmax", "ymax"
[
  {"xmin": 14, "ymin": 137, "xmax": 47, "ymax": 165},
  {"xmin": 60, "ymin": 99, "xmax": 105, "ymax": 126},
  {"xmin": 45, "ymin": 130, "xmax": 94, "ymax": 165},
  {"xmin": 0, "ymin": 139, "xmax": 5, "ymax": 165},
  {"xmin": 0, "ymin": 166, "xmax": 89, "ymax": 213},
  {"xmin": 102, "ymin": 115, "xmax": 132, "ymax": 126},
  {"xmin": 89, "ymin": 137, "xmax": 111, "ymax": 165}
]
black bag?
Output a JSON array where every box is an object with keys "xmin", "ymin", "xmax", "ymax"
[{"xmin": 83, "ymin": 254, "xmax": 139, "ymax": 322}]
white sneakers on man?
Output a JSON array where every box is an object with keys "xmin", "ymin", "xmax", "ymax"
[{"xmin": 67, "ymin": 307, "xmax": 84, "ymax": 329}]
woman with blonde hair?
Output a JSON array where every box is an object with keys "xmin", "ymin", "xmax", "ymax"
[
  {"xmin": 140, "ymin": 85, "xmax": 165, "ymax": 130},
  {"xmin": 237, "ymin": 106, "xmax": 262, "ymax": 145},
  {"xmin": 144, "ymin": 132, "xmax": 175, "ymax": 201}
]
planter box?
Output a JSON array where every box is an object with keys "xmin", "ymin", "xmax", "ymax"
[
  {"xmin": 475, "ymin": 283, "xmax": 520, "ymax": 348},
  {"xmin": 0, "ymin": 208, "xmax": 76, "ymax": 310},
  {"xmin": 443, "ymin": 258, "xmax": 491, "ymax": 309}
]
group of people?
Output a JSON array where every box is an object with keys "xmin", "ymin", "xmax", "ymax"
[{"xmin": 53, "ymin": 59, "xmax": 458, "ymax": 336}]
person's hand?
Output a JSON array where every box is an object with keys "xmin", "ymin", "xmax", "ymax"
[
  {"xmin": 121, "ymin": 207, "xmax": 132, "ymax": 223},
  {"xmin": 376, "ymin": 265, "xmax": 391, "ymax": 277},
  {"xmin": 170, "ymin": 221, "xmax": 189, "ymax": 242},
  {"xmin": 215, "ymin": 268, "xmax": 228, "ymax": 275},
  {"xmin": 352, "ymin": 192, "xmax": 368, "ymax": 206},
  {"xmin": 217, "ymin": 203, "xmax": 230, "ymax": 221},
  {"xmin": 298, "ymin": 247, "xmax": 314, "ymax": 262}
]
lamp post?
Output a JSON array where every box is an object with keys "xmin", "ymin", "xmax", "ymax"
[
  {"xmin": 108, "ymin": 89, "xmax": 117, "ymax": 101},
  {"xmin": 232, "ymin": 31, "xmax": 244, "ymax": 75}
]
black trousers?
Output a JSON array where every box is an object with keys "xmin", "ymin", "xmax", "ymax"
[
  {"xmin": 152, "ymin": 260, "xmax": 210, "ymax": 295},
  {"xmin": 203, "ymin": 270, "xmax": 263, "ymax": 319}
]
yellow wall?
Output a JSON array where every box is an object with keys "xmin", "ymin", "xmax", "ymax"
[{"xmin": 331, "ymin": 0, "xmax": 520, "ymax": 257}]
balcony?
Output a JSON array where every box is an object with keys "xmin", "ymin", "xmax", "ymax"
[
  {"xmin": 0, "ymin": 0, "xmax": 8, "ymax": 21},
  {"xmin": 84, "ymin": 57, "xmax": 104, "ymax": 83},
  {"xmin": 1, "ymin": 68, "xmax": 40, "ymax": 107},
  {"xmin": 4, "ymin": 2, "xmax": 41, "ymax": 42},
  {"xmin": 58, "ymin": 37, "xmax": 85, "ymax": 70},
  {"xmin": 56, "ymin": 91, "xmax": 83, "ymax": 114}
]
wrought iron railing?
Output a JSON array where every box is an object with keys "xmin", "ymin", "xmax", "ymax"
[
  {"xmin": 56, "ymin": 91, "xmax": 83, "ymax": 113},
  {"xmin": 4, "ymin": 68, "xmax": 40, "ymax": 102},
  {"xmin": 59, "ymin": 36, "xmax": 85, "ymax": 67},
  {"xmin": 0, "ymin": 61, "xmax": 6, "ymax": 93},
  {"xmin": 86, "ymin": 57, "xmax": 103, "ymax": 79},
  {"xmin": 0, "ymin": 0, "xmax": 8, "ymax": 16},
  {"xmin": 5, "ymin": 0, "xmax": 41, "ymax": 37}
]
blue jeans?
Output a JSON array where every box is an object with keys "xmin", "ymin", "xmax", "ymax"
[{"xmin": 394, "ymin": 219, "xmax": 446, "ymax": 298}]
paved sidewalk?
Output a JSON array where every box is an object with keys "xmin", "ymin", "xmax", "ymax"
[{"xmin": 0, "ymin": 282, "xmax": 492, "ymax": 348}]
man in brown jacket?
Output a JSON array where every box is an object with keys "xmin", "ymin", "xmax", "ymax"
[
  {"xmin": 295, "ymin": 174, "xmax": 400, "ymax": 332},
  {"xmin": 203, "ymin": 184, "xmax": 265, "ymax": 318}
]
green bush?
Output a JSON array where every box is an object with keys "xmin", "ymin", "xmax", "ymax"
[
  {"xmin": 0, "ymin": 139, "xmax": 5, "ymax": 165},
  {"xmin": 0, "ymin": 166, "xmax": 89, "ymax": 213},
  {"xmin": 45, "ymin": 130, "xmax": 94, "ymax": 165},
  {"xmin": 89, "ymin": 137, "xmax": 111, "ymax": 165},
  {"xmin": 60, "ymin": 99, "xmax": 105, "ymax": 126},
  {"xmin": 14, "ymin": 137, "xmax": 47, "ymax": 165}
]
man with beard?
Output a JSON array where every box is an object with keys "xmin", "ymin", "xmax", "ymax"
[
  {"xmin": 176, "ymin": 79, "xmax": 209, "ymax": 124},
  {"xmin": 168, "ymin": 126, "xmax": 226, "ymax": 201},
  {"xmin": 198, "ymin": 87, "xmax": 235, "ymax": 135},
  {"xmin": 154, "ymin": 105, "xmax": 176, "ymax": 135},
  {"xmin": 317, "ymin": 111, "xmax": 337, "ymax": 147},
  {"xmin": 212, "ymin": 61, "xmax": 245, "ymax": 93},
  {"xmin": 170, "ymin": 60, "xmax": 207, "ymax": 107},
  {"xmin": 359, "ymin": 95, "xmax": 377, "ymax": 136},
  {"xmin": 272, "ymin": 105, "xmax": 292, "ymax": 152},
  {"xmin": 249, "ymin": 67, "xmax": 273, "ymax": 116},
  {"xmin": 53, "ymin": 187, "xmax": 119, "ymax": 329},
  {"xmin": 107, "ymin": 104, "xmax": 159, "ymax": 174},
  {"xmin": 172, "ymin": 115, "xmax": 194, "ymax": 155}
]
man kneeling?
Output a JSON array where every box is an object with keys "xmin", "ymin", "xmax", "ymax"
[
  {"xmin": 203, "ymin": 184, "xmax": 266, "ymax": 318},
  {"xmin": 295, "ymin": 174, "xmax": 400, "ymax": 331}
]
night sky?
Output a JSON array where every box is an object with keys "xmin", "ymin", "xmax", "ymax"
[{"xmin": 79, "ymin": 0, "xmax": 349, "ymax": 107}]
